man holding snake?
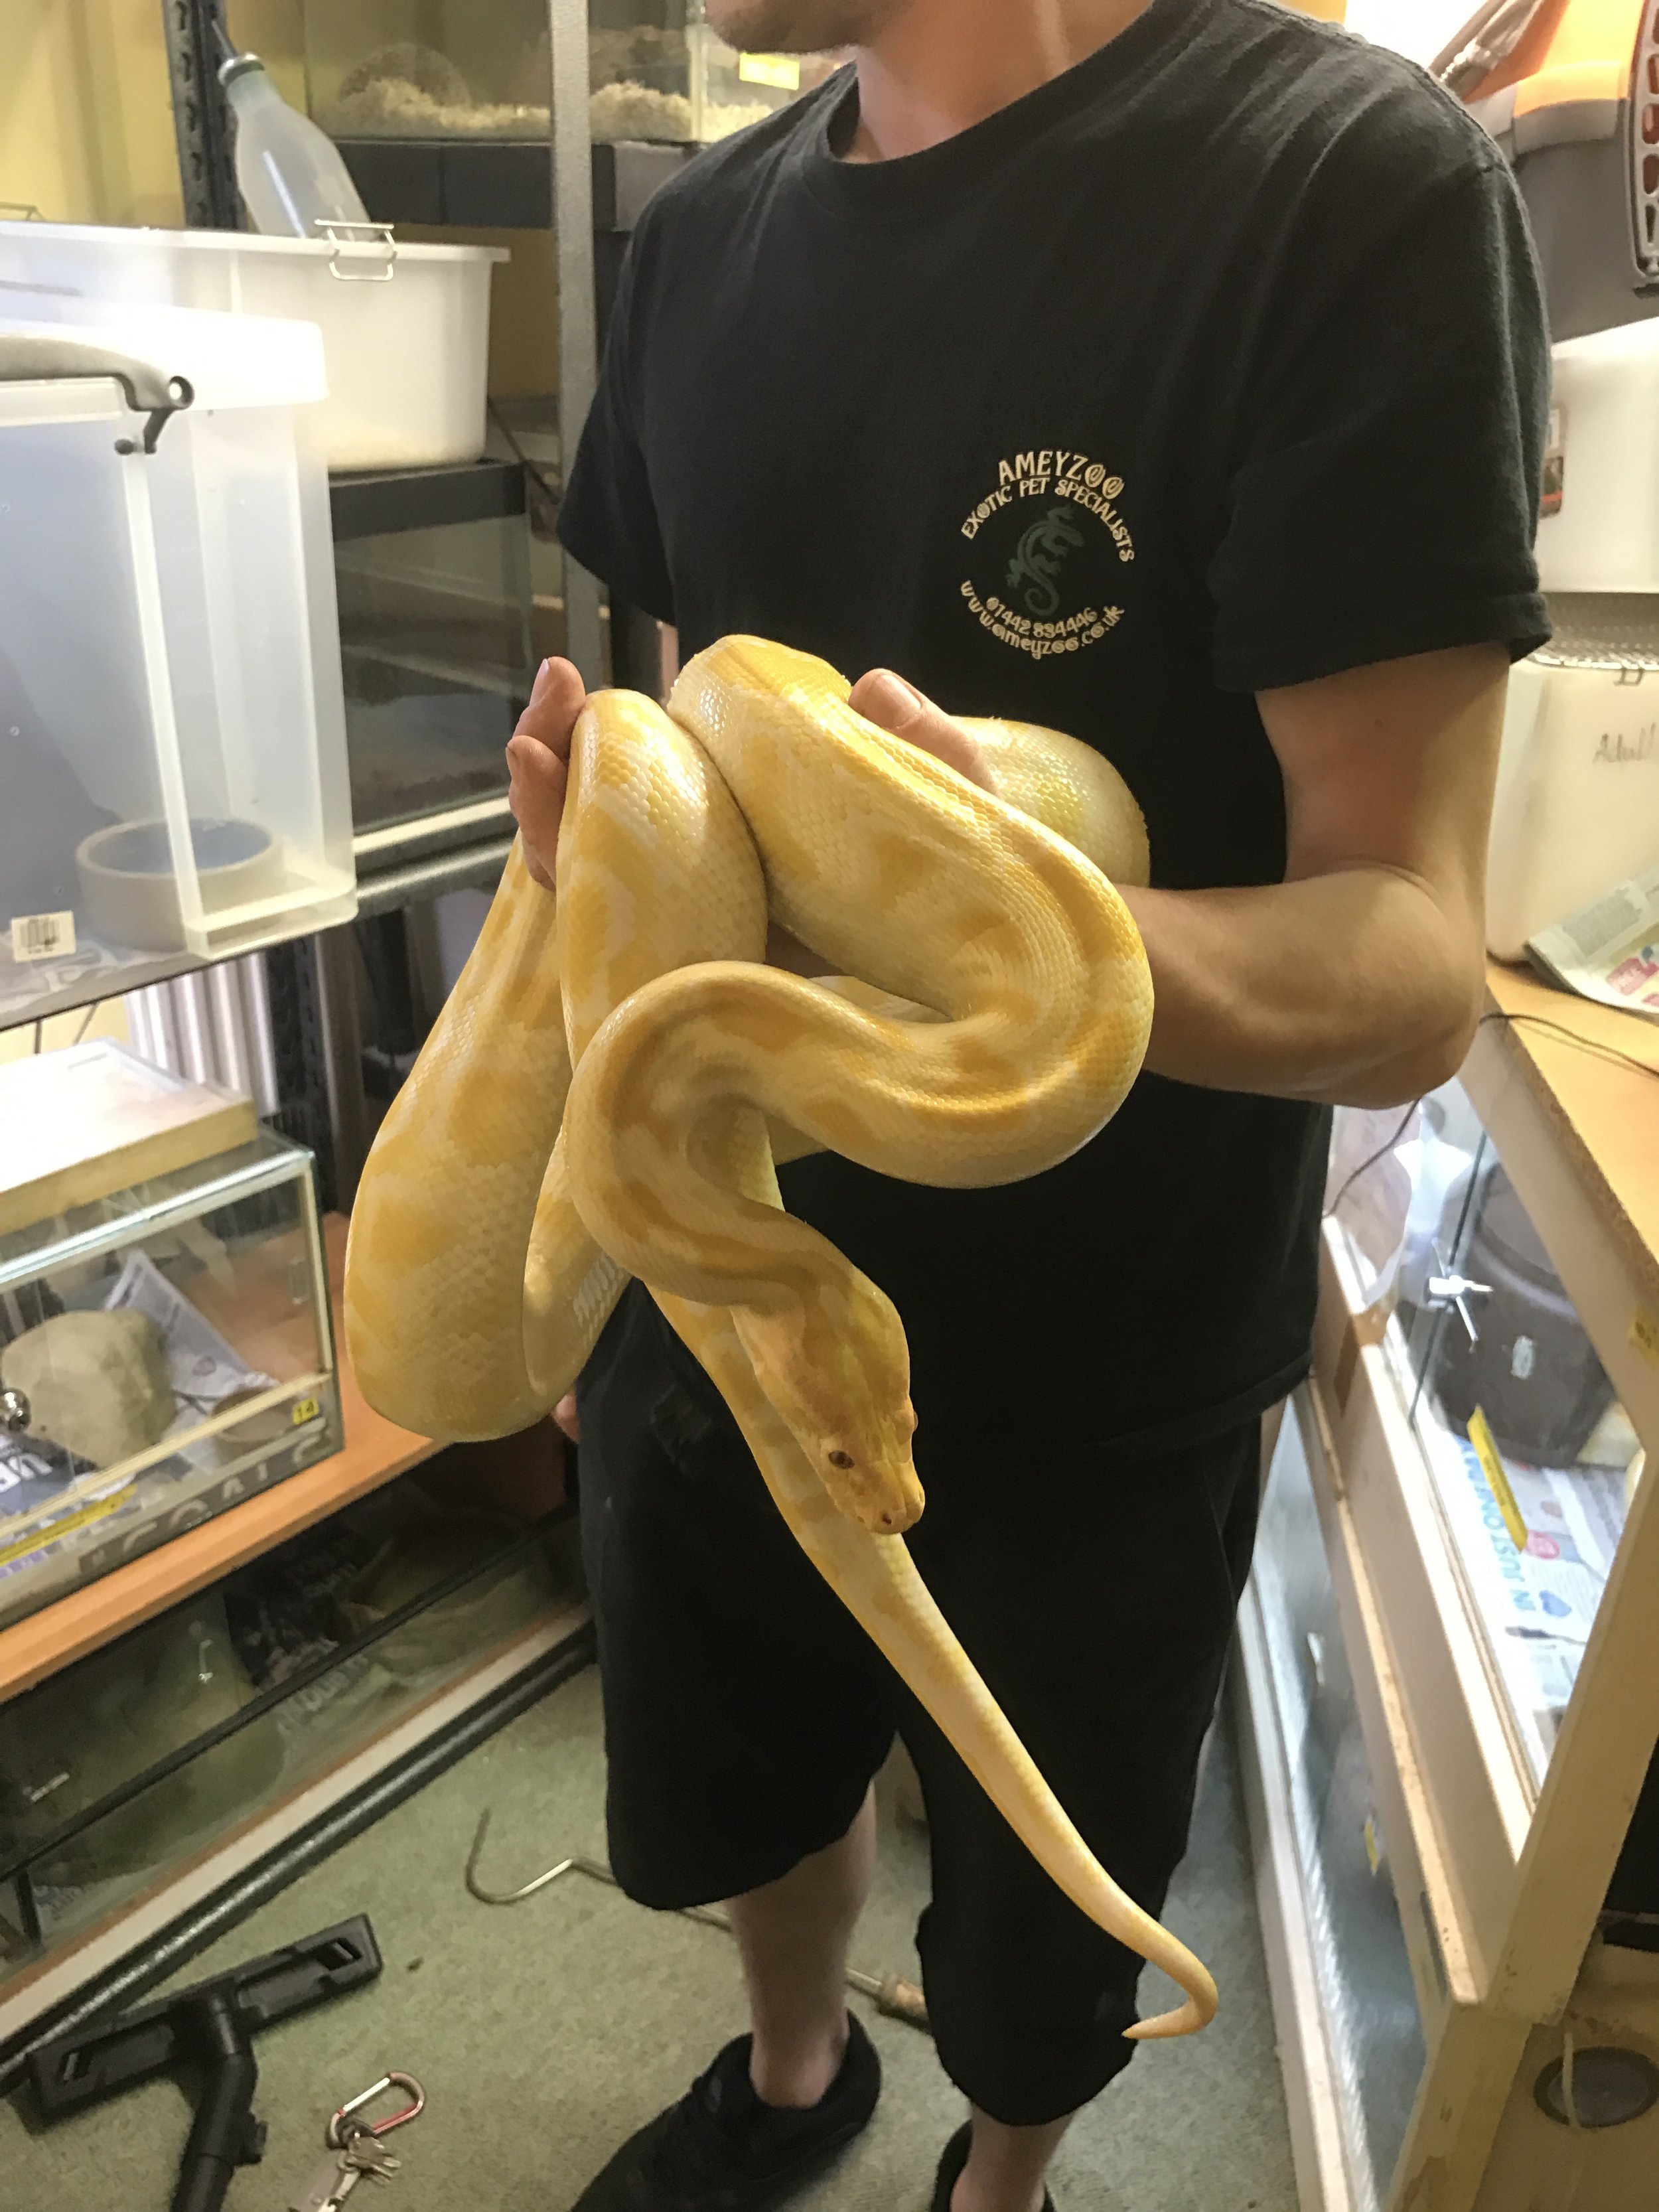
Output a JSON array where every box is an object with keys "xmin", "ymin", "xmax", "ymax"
[{"xmin": 507, "ymin": 1, "xmax": 1548, "ymax": 2207}]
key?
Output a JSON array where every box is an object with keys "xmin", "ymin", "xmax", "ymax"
[
  {"xmin": 341, "ymin": 2131, "xmax": 402, "ymax": 2185},
  {"xmin": 287, "ymin": 2134, "xmax": 400, "ymax": 2211},
  {"xmin": 289, "ymin": 2146, "xmax": 358, "ymax": 2212}
]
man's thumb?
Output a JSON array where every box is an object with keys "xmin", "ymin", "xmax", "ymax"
[
  {"xmin": 851, "ymin": 668, "xmax": 995, "ymax": 793},
  {"xmin": 852, "ymin": 667, "xmax": 924, "ymax": 731}
]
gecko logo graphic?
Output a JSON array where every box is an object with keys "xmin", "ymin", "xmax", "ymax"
[
  {"xmin": 1006, "ymin": 505, "xmax": 1086, "ymax": 618},
  {"xmin": 958, "ymin": 447, "xmax": 1132, "ymax": 662}
]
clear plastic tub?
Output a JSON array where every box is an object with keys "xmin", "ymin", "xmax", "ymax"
[
  {"xmin": 0, "ymin": 221, "xmax": 505, "ymax": 473},
  {"xmin": 0, "ymin": 300, "xmax": 355, "ymax": 1025}
]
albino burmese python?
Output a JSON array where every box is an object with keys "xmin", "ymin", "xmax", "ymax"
[{"xmin": 345, "ymin": 635, "xmax": 1217, "ymax": 2038}]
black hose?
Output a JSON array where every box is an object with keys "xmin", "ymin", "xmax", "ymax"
[{"xmin": 170, "ymin": 1990, "xmax": 260, "ymax": 2212}]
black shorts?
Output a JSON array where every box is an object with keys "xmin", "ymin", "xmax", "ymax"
[{"xmin": 576, "ymin": 1286, "xmax": 1261, "ymax": 2127}]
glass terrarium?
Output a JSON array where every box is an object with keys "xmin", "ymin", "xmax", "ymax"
[
  {"xmin": 0, "ymin": 1114, "xmax": 339, "ymax": 1633},
  {"xmin": 1252, "ymin": 1403, "xmax": 1427, "ymax": 2211},
  {"xmin": 1325, "ymin": 1079, "xmax": 1646, "ymax": 1788},
  {"xmin": 0, "ymin": 1471, "xmax": 580, "ymax": 1988},
  {"xmin": 330, "ymin": 468, "xmax": 534, "ymax": 851},
  {"xmin": 305, "ymin": 1, "xmax": 834, "ymax": 145}
]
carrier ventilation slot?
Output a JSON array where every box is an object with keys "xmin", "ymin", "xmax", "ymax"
[{"xmin": 1634, "ymin": 0, "xmax": 1659, "ymax": 274}]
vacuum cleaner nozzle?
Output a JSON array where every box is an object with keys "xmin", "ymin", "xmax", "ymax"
[{"xmin": 29, "ymin": 1915, "xmax": 382, "ymax": 2212}]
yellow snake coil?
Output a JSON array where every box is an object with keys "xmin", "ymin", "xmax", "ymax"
[{"xmin": 345, "ymin": 636, "xmax": 1217, "ymax": 2038}]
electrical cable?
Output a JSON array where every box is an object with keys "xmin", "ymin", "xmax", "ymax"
[
  {"xmin": 1321, "ymin": 1003, "xmax": 1657, "ymax": 1222},
  {"xmin": 487, "ymin": 398, "xmax": 563, "ymax": 519},
  {"xmin": 1323, "ymin": 1101, "xmax": 1421, "ymax": 1220},
  {"xmin": 1477, "ymin": 1007, "xmax": 1659, "ymax": 1083}
]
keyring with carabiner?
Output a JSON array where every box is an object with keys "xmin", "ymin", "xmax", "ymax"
[{"xmin": 326, "ymin": 2071, "xmax": 427, "ymax": 2148}]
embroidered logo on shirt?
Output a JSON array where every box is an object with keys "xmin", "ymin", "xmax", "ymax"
[
  {"xmin": 958, "ymin": 449, "xmax": 1131, "ymax": 662},
  {"xmin": 1006, "ymin": 506, "xmax": 1086, "ymax": 618}
]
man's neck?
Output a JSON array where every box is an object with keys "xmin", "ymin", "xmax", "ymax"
[{"xmin": 844, "ymin": 0, "xmax": 1158, "ymax": 161}]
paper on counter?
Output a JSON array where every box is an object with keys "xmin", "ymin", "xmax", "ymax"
[{"xmin": 1528, "ymin": 863, "xmax": 1659, "ymax": 1019}]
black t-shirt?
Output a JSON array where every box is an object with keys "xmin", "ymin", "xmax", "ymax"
[{"xmin": 557, "ymin": 0, "xmax": 1549, "ymax": 1463}]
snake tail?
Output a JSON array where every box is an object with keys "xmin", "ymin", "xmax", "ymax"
[{"xmin": 665, "ymin": 1293, "xmax": 1219, "ymax": 2041}]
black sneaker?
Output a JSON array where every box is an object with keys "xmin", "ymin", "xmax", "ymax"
[
  {"xmin": 571, "ymin": 2014, "xmax": 881, "ymax": 2212},
  {"xmin": 929, "ymin": 2124, "xmax": 1056, "ymax": 2212}
]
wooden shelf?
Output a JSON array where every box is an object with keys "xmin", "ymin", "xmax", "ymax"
[
  {"xmin": 1484, "ymin": 960, "xmax": 1659, "ymax": 1306},
  {"xmin": 0, "ymin": 1215, "xmax": 441, "ymax": 1704}
]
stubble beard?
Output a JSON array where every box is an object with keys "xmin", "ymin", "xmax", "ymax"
[{"xmin": 701, "ymin": 0, "xmax": 904, "ymax": 53}]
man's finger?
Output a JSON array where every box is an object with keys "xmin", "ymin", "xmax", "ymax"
[
  {"xmin": 850, "ymin": 668, "xmax": 995, "ymax": 793},
  {"xmin": 554, "ymin": 1392, "xmax": 581, "ymax": 1443}
]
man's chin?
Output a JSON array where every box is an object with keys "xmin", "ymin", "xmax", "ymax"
[{"xmin": 703, "ymin": 1, "xmax": 889, "ymax": 55}]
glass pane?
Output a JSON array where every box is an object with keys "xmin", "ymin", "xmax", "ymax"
[
  {"xmin": 305, "ymin": 1, "xmax": 836, "ymax": 145},
  {"xmin": 309, "ymin": 0, "xmax": 552, "ymax": 139},
  {"xmin": 0, "ymin": 1137, "xmax": 337, "ymax": 1630},
  {"xmin": 336, "ymin": 511, "xmax": 532, "ymax": 838},
  {"xmin": 685, "ymin": 9, "xmax": 838, "ymax": 144},
  {"xmin": 0, "ymin": 1481, "xmax": 581, "ymax": 1987},
  {"xmin": 1253, "ymin": 1406, "xmax": 1427, "ymax": 2209},
  {"xmin": 1327, "ymin": 1080, "xmax": 1646, "ymax": 1789}
]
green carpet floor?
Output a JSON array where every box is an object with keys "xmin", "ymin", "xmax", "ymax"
[{"xmin": 3, "ymin": 1664, "xmax": 1297, "ymax": 2212}]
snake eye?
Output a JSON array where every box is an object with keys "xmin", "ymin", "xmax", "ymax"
[{"xmin": 827, "ymin": 1449, "xmax": 855, "ymax": 1470}]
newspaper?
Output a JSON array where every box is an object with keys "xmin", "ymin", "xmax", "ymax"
[
  {"xmin": 1527, "ymin": 863, "xmax": 1659, "ymax": 1019},
  {"xmin": 103, "ymin": 1248, "xmax": 274, "ymax": 1424},
  {"xmin": 1439, "ymin": 1428, "xmax": 1630, "ymax": 1760}
]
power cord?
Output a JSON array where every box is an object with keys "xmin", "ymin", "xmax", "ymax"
[
  {"xmin": 487, "ymin": 399, "xmax": 563, "ymax": 520},
  {"xmin": 1477, "ymin": 1007, "xmax": 1659, "ymax": 1083},
  {"xmin": 1323, "ymin": 1102, "xmax": 1420, "ymax": 1220},
  {"xmin": 1321, "ymin": 1004, "xmax": 1658, "ymax": 1221}
]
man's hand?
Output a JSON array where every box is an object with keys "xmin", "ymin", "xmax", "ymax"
[{"xmin": 506, "ymin": 656, "xmax": 587, "ymax": 889}]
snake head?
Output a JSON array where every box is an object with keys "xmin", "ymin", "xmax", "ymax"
[
  {"xmin": 816, "ymin": 1406, "xmax": 923, "ymax": 1534},
  {"xmin": 733, "ymin": 1288, "xmax": 924, "ymax": 1536}
]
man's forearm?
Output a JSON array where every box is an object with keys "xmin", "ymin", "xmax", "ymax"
[{"xmin": 1119, "ymin": 868, "xmax": 1486, "ymax": 1108}]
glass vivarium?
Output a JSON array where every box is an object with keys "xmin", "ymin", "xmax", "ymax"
[
  {"xmin": 0, "ymin": 1487, "xmax": 579, "ymax": 1986},
  {"xmin": 307, "ymin": 1, "xmax": 839, "ymax": 144},
  {"xmin": 1326, "ymin": 1080, "xmax": 1645, "ymax": 1788},
  {"xmin": 0, "ymin": 1134, "xmax": 338, "ymax": 1633},
  {"xmin": 336, "ymin": 508, "xmax": 532, "ymax": 838},
  {"xmin": 1253, "ymin": 1404, "xmax": 1427, "ymax": 2211}
]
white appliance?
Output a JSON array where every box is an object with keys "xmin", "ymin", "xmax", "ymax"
[
  {"xmin": 1536, "ymin": 317, "xmax": 1659, "ymax": 593},
  {"xmin": 1487, "ymin": 652, "xmax": 1659, "ymax": 958}
]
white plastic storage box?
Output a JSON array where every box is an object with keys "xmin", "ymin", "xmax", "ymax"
[
  {"xmin": 1535, "ymin": 317, "xmax": 1659, "ymax": 592},
  {"xmin": 0, "ymin": 222, "xmax": 505, "ymax": 473},
  {"xmin": 1486, "ymin": 652, "xmax": 1659, "ymax": 958},
  {"xmin": 0, "ymin": 301, "xmax": 356, "ymax": 1026}
]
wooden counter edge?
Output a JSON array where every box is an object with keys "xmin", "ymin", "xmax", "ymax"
[
  {"xmin": 1481, "ymin": 959, "xmax": 1659, "ymax": 1308},
  {"xmin": 0, "ymin": 1214, "xmax": 441, "ymax": 1705}
]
